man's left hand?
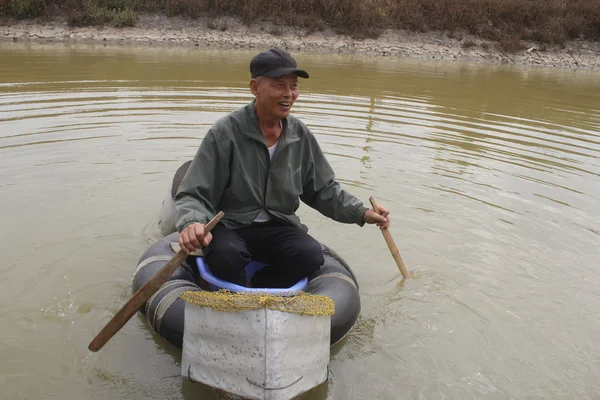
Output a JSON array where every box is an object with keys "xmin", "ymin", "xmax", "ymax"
[{"xmin": 364, "ymin": 205, "xmax": 391, "ymax": 230}]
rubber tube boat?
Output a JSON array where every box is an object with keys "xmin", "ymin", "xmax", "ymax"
[{"xmin": 133, "ymin": 161, "xmax": 361, "ymax": 349}]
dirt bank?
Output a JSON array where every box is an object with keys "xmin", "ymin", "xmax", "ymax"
[{"xmin": 2, "ymin": 14, "xmax": 600, "ymax": 69}]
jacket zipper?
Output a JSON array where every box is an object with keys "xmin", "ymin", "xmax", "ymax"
[
  {"xmin": 263, "ymin": 137, "xmax": 297, "ymax": 219},
  {"xmin": 246, "ymin": 127, "xmax": 298, "ymax": 220}
]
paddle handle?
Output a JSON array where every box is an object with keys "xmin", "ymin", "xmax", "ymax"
[
  {"xmin": 369, "ymin": 197, "xmax": 409, "ymax": 280},
  {"xmin": 88, "ymin": 211, "xmax": 224, "ymax": 352}
]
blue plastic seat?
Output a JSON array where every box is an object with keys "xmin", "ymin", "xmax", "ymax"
[{"xmin": 195, "ymin": 258, "xmax": 308, "ymax": 294}]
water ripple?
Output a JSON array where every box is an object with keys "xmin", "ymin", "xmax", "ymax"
[{"xmin": 1, "ymin": 48, "xmax": 600, "ymax": 400}]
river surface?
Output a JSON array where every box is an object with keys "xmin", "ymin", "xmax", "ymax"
[{"xmin": 1, "ymin": 42, "xmax": 599, "ymax": 400}]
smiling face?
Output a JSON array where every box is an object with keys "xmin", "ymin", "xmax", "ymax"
[{"xmin": 250, "ymin": 74, "xmax": 299, "ymax": 121}]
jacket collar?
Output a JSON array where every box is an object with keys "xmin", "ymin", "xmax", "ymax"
[{"xmin": 244, "ymin": 100, "xmax": 300, "ymax": 146}]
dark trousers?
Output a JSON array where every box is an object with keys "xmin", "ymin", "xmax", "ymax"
[{"xmin": 203, "ymin": 221, "xmax": 324, "ymax": 288}]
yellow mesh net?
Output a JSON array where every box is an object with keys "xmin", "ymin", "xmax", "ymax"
[{"xmin": 181, "ymin": 290, "xmax": 335, "ymax": 316}]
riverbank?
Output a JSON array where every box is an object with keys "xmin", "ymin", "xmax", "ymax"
[{"xmin": 2, "ymin": 14, "xmax": 600, "ymax": 69}]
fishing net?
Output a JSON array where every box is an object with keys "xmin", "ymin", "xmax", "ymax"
[{"xmin": 181, "ymin": 290, "xmax": 335, "ymax": 316}]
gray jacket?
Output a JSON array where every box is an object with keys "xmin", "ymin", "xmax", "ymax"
[{"xmin": 175, "ymin": 101, "xmax": 369, "ymax": 231}]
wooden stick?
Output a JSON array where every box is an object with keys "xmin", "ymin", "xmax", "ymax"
[
  {"xmin": 88, "ymin": 211, "xmax": 224, "ymax": 352},
  {"xmin": 369, "ymin": 197, "xmax": 409, "ymax": 280}
]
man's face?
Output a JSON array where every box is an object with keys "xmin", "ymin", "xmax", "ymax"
[{"xmin": 251, "ymin": 74, "xmax": 299, "ymax": 120}]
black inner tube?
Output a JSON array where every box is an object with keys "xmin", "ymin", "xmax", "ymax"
[{"xmin": 133, "ymin": 233, "xmax": 361, "ymax": 348}]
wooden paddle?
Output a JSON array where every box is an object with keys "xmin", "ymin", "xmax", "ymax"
[
  {"xmin": 88, "ymin": 211, "xmax": 224, "ymax": 352},
  {"xmin": 369, "ymin": 197, "xmax": 410, "ymax": 280}
]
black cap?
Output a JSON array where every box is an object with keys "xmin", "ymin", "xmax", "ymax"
[{"xmin": 250, "ymin": 48, "xmax": 309, "ymax": 79}]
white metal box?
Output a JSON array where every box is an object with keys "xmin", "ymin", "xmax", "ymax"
[{"xmin": 181, "ymin": 300, "xmax": 331, "ymax": 400}]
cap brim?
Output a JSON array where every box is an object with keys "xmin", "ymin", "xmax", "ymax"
[{"xmin": 263, "ymin": 67, "xmax": 309, "ymax": 79}]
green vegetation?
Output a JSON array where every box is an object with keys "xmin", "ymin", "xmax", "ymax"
[{"xmin": 1, "ymin": 0, "xmax": 599, "ymax": 52}]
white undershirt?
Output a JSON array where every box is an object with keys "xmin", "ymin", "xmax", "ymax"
[{"xmin": 253, "ymin": 139, "xmax": 279, "ymax": 222}]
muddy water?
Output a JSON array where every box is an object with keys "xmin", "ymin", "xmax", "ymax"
[{"xmin": 1, "ymin": 42, "xmax": 599, "ymax": 400}]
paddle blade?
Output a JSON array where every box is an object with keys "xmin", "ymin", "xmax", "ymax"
[{"xmin": 88, "ymin": 211, "xmax": 224, "ymax": 352}]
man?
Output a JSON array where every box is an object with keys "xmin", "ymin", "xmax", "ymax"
[{"xmin": 175, "ymin": 48, "xmax": 390, "ymax": 288}]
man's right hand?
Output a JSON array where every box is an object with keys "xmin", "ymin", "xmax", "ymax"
[{"xmin": 178, "ymin": 223, "xmax": 213, "ymax": 254}]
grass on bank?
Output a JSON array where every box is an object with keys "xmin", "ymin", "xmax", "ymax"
[{"xmin": 1, "ymin": 0, "xmax": 599, "ymax": 52}]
